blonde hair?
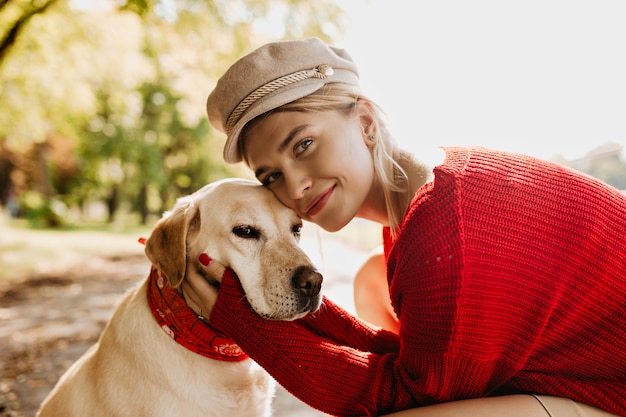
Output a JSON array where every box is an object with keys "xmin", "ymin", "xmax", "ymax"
[{"xmin": 241, "ymin": 83, "xmax": 411, "ymax": 235}]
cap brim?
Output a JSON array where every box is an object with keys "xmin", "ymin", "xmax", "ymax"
[{"xmin": 223, "ymin": 81, "xmax": 324, "ymax": 164}]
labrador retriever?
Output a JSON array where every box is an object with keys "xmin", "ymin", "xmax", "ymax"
[{"xmin": 36, "ymin": 178, "xmax": 323, "ymax": 417}]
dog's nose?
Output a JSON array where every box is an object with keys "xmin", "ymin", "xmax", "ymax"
[{"xmin": 292, "ymin": 266, "xmax": 323, "ymax": 297}]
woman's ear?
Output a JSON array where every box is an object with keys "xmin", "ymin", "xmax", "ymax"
[{"xmin": 356, "ymin": 100, "xmax": 377, "ymax": 144}]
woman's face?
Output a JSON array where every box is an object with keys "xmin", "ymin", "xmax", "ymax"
[{"xmin": 243, "ymin": 104, "xmax": 376, "ymax": 232}]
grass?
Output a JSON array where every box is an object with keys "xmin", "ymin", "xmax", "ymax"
[{"xmin": 0, "ymin": 214, "xmax": 152, "ymax": 281}]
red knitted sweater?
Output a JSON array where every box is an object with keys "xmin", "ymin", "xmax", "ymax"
[{"xmin": 210, "ymin": 147, "xmax": 626, "ymax": 417}]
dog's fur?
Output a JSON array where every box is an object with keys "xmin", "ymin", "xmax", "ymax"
[{"xmin": 36, "ymin": 178, "xmax": 323, "ymax": 417}]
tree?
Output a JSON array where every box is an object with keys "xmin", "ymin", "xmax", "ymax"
[
  {"xmin": 0, "ymin": 0, "xmax": 347, "ymax": 226},
  {"xmin": 0, "ymin": 0, "xmax": 60, "ymax": 64}
]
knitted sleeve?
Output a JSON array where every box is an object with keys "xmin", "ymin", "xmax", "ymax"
[
  {"xmin": 210, "ymin": 269, "xmax": 417, "ymax": 417},
  {"xmin": 298, "ymin": 296, "xmax": 400, "ymax": 356}
]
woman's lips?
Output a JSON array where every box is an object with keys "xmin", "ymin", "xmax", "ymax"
[{"xmin": 305, "ymin": 186, "xmax": 334, "ymax": 217}]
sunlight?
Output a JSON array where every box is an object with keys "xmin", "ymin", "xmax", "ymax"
[{"xmin": 338, "ymin": 0, "xmax": 626, "ymax": 166}]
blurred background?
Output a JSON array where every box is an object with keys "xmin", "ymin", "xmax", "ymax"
[
  {"xmin": 1, "ymin": 0, "xmax": 625, "ymax": 231},
  {"xmin": 1, "ymin": 0, "xmax": 625, "ymax": 416}
]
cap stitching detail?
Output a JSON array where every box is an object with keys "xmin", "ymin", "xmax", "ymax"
[{"xmin": 225, "ymin": 65, "xmax": 333, "ymax": 135}]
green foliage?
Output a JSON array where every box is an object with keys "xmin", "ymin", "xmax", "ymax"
[
  {"xmin": 18, "ymin": 190, "xmax": 67, "ymax": 227},
  {"xmin": 0, "ymin": 0, "xmax": 346, "ymax": 227},
  {"xmin": 0, "ymin": 0, "xmax": 60, "ymax": 62}
]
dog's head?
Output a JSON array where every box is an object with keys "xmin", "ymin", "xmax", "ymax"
[{"xmin": 144, "ymin": 178, "xmax": 323, "ymax": 321}]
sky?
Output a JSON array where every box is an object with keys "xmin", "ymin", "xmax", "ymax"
[{"xmin": 336, "ymin": 0, "xmax": 626, "ymax": 166}]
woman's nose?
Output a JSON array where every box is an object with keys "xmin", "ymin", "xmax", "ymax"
[{"xmin": 285, "ymin": 171, "xmax": 311, "ymax": 200}]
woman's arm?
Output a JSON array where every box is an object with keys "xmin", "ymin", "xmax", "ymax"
[
  {"xmin": 298, "ymin": 293, "xmax": 400, "ymax": 356},
  {"xmin": 210, "ymin": 269, "xmax": 416, "ymax": 416},
  {"xmin": 182, "ymin": 253, "xmax": 400, "ymax": 355}
]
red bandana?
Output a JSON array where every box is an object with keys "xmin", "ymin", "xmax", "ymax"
[{"xmin": 146, "ymin": 265, "xmax": 248, "ymax": 362}]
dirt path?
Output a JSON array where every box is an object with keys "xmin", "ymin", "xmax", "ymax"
[
  {"xmin": 0, "ymin": 252, "xmax": 148, "ymax": 416},
  {"xmin": 0, "ymin": 222, "xmax": 370, "ymax": 416}
]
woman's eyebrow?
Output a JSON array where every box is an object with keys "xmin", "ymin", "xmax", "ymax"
[
  {"xmin": 254, "ymin": 166, "xmax": 268, "ymax": 179},
  {"xmin": 278, "ymin": 124, "xmax": 310, "ymax": 153}
]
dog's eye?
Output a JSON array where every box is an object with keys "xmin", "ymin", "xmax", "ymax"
[
  {"xmin": 232, "ymin": 226, "xmax": 260, "ymax": 239},
  {"xmin": 292, "ymin": 223, "xmax": 302, "ymax": 236}
]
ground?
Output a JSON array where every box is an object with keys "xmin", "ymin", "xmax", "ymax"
[{"xmin": 0, "ymin": 219, "xmax": 376, "ymax": 416}]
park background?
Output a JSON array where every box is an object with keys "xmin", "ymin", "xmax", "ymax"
[{"xmin": 1, "ymin": 0, "xmax": 625, "ymax": 416}]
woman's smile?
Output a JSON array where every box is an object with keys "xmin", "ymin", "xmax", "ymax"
[{"xmin": 305, "ymin": 185, "xmax": 335, "ymax": 217}]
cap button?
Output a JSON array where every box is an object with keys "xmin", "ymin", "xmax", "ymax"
[{"xmin": 316, "ymin": 64, "xmax": 334, "ymax": 76}]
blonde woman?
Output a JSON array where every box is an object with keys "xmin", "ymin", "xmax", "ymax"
[{"xmin": 183, "ymin": 38, "xmax": 626, "ymax": 417}]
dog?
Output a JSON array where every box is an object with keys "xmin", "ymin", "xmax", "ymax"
[{"xmin": 36, "ymin": 178, "xmax": 323, "ymax": 417}]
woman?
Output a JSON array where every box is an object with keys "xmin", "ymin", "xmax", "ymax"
[{"xmin": 182, "ymin": 38, "xmax": 626, "ymax": 416}]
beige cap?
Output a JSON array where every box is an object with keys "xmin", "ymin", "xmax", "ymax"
[{"xmin": 206, "ymin": 37, "xmax": 360, "ymax": 163}]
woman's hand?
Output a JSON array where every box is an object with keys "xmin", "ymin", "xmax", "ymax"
[{"xmin": 180, "ymin": 254, "xmax": 226, "ymax": 322}]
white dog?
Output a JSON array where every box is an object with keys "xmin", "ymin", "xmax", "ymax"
[{"xmin": 36, "ymin": 178, "xmax": 323, "ymax": 417}]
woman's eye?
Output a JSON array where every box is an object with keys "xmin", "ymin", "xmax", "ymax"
[
  {"xmin": 294, "ymin": 138, "xmax": 313, "ymax": 156},
  {"xmin": 261, "ymin": 172, "xmax": 282, "ymax": 186}
]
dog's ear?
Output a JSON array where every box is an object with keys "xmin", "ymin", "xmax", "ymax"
[{"xmin": 144, "ymin": 202, "xmax": 199, "ymax": 288}]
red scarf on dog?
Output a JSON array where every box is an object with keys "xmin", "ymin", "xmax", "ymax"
[{"xmin": 146, "ymin": 265, "xmax": 248, "ymax": 362}]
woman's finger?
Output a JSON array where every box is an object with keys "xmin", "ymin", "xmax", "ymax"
[
  {"xmin": 180, "ymin": 254, "xmax": 227, "ymax": 320},
  {"xmin": 181, "ymin": 270, "xmax": 219, "ymax": 318},
  {"xmin": 199, "ymin": 253, "xmax": 227, "ymax": 282}
]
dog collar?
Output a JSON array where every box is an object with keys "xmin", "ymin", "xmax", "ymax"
[{"xmin": 146, "ymin": 265, "xmax": 248, "ymax": 362}]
